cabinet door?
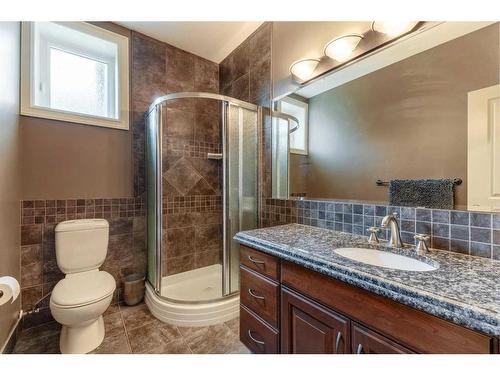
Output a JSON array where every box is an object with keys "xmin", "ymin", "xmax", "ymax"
[
  {"xmin": 352, "ymin": 323, "xmax": 414, "ymax": 354},
  {"xmin": 281, "ymin": 287, "xmax": 350, "ymax": 354}
]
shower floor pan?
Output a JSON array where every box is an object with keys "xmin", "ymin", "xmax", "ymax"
[{"xmin": 145, "ymin": 264, "xmax": 239, "ymax": 327}]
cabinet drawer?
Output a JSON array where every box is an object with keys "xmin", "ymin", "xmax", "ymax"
[
  {"xmin": 240, "ymin": 266, "xmax": 279, "ymax": 328},
  {"xmin": 240, "ymin": 305, "xmax": 279, "ymax": 354},
  {"xmin": 352, "ymin": 323, "xmax": 414, "ymax": 354},
  {"xmin": 240, "ymin": 245, "xmax": 279, "ymax": 281}
]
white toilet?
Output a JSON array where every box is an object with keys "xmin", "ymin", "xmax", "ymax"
[{"xmin": 49, "ymin": 219, "xmax": 116, "ymax": 354}]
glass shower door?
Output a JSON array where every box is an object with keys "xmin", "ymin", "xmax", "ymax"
[
  {"xmin": 223, "ymin": 103, "xmax": 259, "ymax": 295},
  {"xmin": 146, "ymin": 104, "xmax": 162, "ymax": 292}
]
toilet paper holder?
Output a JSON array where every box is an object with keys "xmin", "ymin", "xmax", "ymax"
[{"xmin": 0, "ymin": 276, "xmax": 21, "ymax": 305}]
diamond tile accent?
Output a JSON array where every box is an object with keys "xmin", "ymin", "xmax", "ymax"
[{"xmin": 164, "ymin": 158, "xmax": 202, "ymax": 196}]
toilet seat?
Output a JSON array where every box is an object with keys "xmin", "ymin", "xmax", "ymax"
[{"xmin": 51, "ymin": 270, "xmax": 116, "ymax": 308}]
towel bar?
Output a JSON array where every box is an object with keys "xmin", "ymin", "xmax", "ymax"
[{"xmin": 376, "ymin": 178, "xmax": 462, "ymax": 186}]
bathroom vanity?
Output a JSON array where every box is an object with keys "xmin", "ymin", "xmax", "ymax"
[{"xmin": 235, "ymin": 224, "xmax": 500, "ymax": 354}]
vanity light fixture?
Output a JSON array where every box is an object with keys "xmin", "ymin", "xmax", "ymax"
[
  {"xmin": 371, "ymin": 21, "xmax": 419, "ymax": 37},
  {"xmin": 324, "ymin": 34, "xmax": 363, "ymax": 62},
  {"xmin": 289, "ymin": 58, "xmax": 321, "ymax": 82}
]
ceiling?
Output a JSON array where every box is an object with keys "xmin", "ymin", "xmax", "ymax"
[{"xmin": 117, "ymin": 21, "xmax": 263, "ymax": 63}]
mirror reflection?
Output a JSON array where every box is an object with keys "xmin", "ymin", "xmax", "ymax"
[{"xmin": 272, "ymin": 22, "xmax": 500, "ymax": 211}]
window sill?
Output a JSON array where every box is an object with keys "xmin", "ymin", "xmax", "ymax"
[{"xmin": 20, "ymin": 105, "xmax": 130, "ymax": 131}]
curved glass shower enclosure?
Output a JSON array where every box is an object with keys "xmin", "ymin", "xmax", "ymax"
[{"xmin": 144, "ymin": 92, "xmax": 259, "ymax": 325}]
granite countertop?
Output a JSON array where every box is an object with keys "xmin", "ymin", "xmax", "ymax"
[{"xmin": 234, "ymin": 223, "xmax": 500, "ymax": 336}]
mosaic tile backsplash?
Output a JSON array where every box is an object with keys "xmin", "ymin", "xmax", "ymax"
[{"xmin": 261, "ymin": 198, "xmax": 500, "ymax": 260}]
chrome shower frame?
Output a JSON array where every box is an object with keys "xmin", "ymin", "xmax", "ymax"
[
  {"xmin": 145, "ymin": 92, "xmax": 260, "ymax": 304},
  {"xmin": 270, "ymin": 110, "xmax": 299, "ymax": 199}
]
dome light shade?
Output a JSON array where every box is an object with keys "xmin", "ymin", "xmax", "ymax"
[
  {"xmin": 372, "ymin": 21, "xmax": 419, "ymax": 37},
  {"xmin": 324, "ymin": 34, "xmax": 363, "ymax": 62},
  {"xmin": 289, "ymin": 58, "xmax": 320, "ymax": 82}
]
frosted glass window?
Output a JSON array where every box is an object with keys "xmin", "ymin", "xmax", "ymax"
[
  {"xmin": 21, "ymin": 22, "xmax": 130, "ymax": 130},
  {"xmin": 50, "ymin": 48, "xmax": 109, "ymax": 117},
  {"xmin": 280, "ymin": 97, "xmax": 309, "ymax": 155}
]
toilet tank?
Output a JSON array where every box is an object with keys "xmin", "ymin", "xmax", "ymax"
[{"xmin": 55, "ymin": 219, "xmax": 109, "ymax": 274}]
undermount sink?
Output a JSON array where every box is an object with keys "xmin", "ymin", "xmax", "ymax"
[{"xmin": 333, "ymin": 247, "xmax": 438, "ymax": 272}]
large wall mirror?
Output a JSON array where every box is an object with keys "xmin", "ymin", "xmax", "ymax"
[{"xmin": 271, "ymin": 22, "xmax": 500, "ymax": 211}]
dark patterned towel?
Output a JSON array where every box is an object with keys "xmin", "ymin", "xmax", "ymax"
[{"xmin": 389, "ymin": 179, "xmax": 455, "ymax": 209}]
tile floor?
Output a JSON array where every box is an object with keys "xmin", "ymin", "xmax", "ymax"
[{"xmin": 12, "ymin": 303, "xmax": 250, "ymax": 354}]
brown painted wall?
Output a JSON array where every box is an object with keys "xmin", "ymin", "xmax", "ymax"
[
  {"xmin": 289, "ymin": 153, "xmax": 310, "ymax": 196},
  {"xmin": 20, "ymin": 22, "xmax": 134, "ymax": 200},
  {"xmin": 290, "ymin": 24, "xmax": 499, "ymax": 209},
  {"xmin": 20, "ymin": 117, "xmax": 133, "ymax": 199},
  {"xmin": 0, "ymin": 22, "xmax": 21, "ymax": 351}
]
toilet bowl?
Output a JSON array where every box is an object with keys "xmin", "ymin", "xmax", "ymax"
[{"xmin": 49, "ymin": 219, "xmax": 116, "ymax": 354}]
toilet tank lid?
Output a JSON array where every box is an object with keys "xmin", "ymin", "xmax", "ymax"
[{"xmin": 55, "ymin": 219, "xmax": 109, "ymax": 232}]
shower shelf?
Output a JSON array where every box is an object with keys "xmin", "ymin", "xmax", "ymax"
[{"xmin": 207, "ymin": 153, "xmax": 223, "ymax": 160}]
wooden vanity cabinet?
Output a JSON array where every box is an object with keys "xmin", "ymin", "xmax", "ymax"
[
  {"xmin": 239, "ymin": 245, "xmax": 280, "ymax": 353},
  {"xmin": 239, "ymin": 245, "xmax": 499, "ymax": 354}
]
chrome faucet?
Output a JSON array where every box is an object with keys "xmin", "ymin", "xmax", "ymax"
[{"xmin": 381, "ymin": 213, "xmax": 403, "ymax": 248}]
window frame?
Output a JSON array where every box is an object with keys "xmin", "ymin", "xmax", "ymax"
[
  {"xmin": 278, "ymin": 96, "xmax": 309, "ymax": 155},
  {"xmin": 20, "ymin": 21, "xmax": 130, "ymax": 130}
]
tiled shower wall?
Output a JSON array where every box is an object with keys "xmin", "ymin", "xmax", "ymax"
[
  {"xmin": 131, "ymin": 32, "xmax": 224, "ymax": 276},
  {"xmin": 161, "ymin": 114, "xmax": 224, "ymax": 276},
  {"xmin": 262, "ymin": 198, "xmax": 500, "ymax": 260},
  {"xmin": 219, "ymin": 22, "xmax": 273, "ymax": 225},
  {"xmin": 161, "ymin": 49, "xmax": 222, "ymax": 276},
  {"xmin": 219, "ymin": 23, "xmax": 272, "ymax": 107},
  {"xmin": 20, "ymin": 198, "xmax": 146, "ymax": 328},
  {"xmin": 158, "ymin": 22, "xmax": 274, "ymax": 276}
]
